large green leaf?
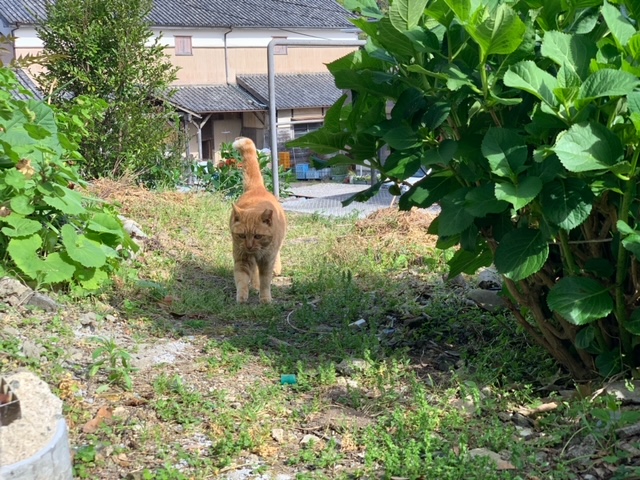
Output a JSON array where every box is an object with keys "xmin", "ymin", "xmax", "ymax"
[
  {"xmin": 61, "ymin": 224, "xmax": 107, "ymax": 268},
  {"xmin": 438, "ymin": 189, "xmax": 476, "ymax": 236},
  {"xmin": 399, "ymin": 172, "xmax": 458, "ymax": 210},
  {"xmin": 288, "ymin": 130, "xmax": 351, "ymax": 154},
  {"xmin": 389, "ymin": 0, "xmax": 429, "ymax": 31},
  {"xmin": 383, "ymin": 150, "xmax": 421, "ymax": 179},
  {"xmin": 579, "ymin": 69, "xmax": 640, "ymax": 100},
  {"xmin": 503, "ymin": 61, "xmax": 559, "ymax": 108},
  {"xmin": 1, "ymin": 214, "xmax": 42, "ymax": 237},
  {"xmin": 421, "ymin": 140, "xmax": 457, "ymax": 167},
  {"xmin": 602, "ymin": 0, "xmax": 636, "ymax": 47},
  {"xmin": 494, "ymin": 177, "xmax": 542, "ymax": 210},
  {"xmin": 41, "ymin": 185, "xmax": 86, "ymax": 215},
  {"xmin": 540, "ymin": 31, "xmax": 596, "ymax": 80},
  {"xmin": 382, "ymin": 125, "xmax": 422, "ymax": 150},
  {"xmin": 467, "ymin": 3, "xmax": 526, "ymax": 60},
  {"xmin": 10, "ymin": 195, "xmax": 35, "ymax": 215},
  {"xmin": 494, "ymin": 228, "xmax": 549, "ymax": 281},
  {"xmin": 7, "ymin": 234, "xmax": 43, "ymax": 279},
  {"xmin": 447, "ymin": 245, "xmax": 493, "ymax": 277},
  {"xmin": 481, "ymin": 128, "xmax": 527, "ymax": 179},
  {"xmin": 42, "ymin": 252, "xmax": 76, "ymax": 285},
  {"xmin": 443, "ymin": 0, "xmax": 472, "ymax": 22},
  {"xmin": 547, "ymin": 277, "xmax": 613, "ymax": 325},
  {"xmin": 465, "ymin": 183, "xmax": 509, "ymax": 217},
  {"xmin": 540, "ymin": 178, "xmax": 594, "ymax": 231},
  {"xmin": 553, "ymin": 122, "xmax": 624, "ymax": 172}
]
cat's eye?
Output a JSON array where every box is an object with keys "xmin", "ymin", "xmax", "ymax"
[
  {"xmin": 254, "ymin": 234, "xmax": 263, "ymax": 240},
  {"xmin": 238, "ymin": 234, "xmax": 246, "ymax": 239}
]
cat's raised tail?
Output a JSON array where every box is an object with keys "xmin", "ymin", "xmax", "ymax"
[{"xmin": 232, "ymin": 137, "xmax": 265, "ymax": 192}]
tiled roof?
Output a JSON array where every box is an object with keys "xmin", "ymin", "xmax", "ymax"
[
  {"xmin": 169, "ymin": 84, "xmax": 265, "ymax": 114},
  {"xmin": 11, "ymin": 69, "xmax": 44, "ymax": 101},
  {"xmin": 0, "ymin": 0, "xmax": 354, "ymax": 29},
  {"xmin": 237, "ymin": 73, "xmax": 343, "ymax": 109}
]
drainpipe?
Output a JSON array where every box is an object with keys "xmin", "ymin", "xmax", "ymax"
[
  {"xmin": 224, "ymin": 27, "xmax": 232, "ymax": 84},
  {"xmin": 267, "ymin": 38, "xmax": 366, "ymax": 198}
]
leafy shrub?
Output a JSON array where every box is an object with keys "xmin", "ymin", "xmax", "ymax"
[
  {"xmin": 191, "ymin": 142, "xmax": 293, "ymax": 199},
  {"xmin": 0, "ymin": 67, "xmax": 136, "ymax": 292},
  {"xmin": 290, "ymin": 0, "xmax": 640, "ymax": 379}
]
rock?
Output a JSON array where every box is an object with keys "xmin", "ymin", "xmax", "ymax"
[
  {"xmin": 300, "ymin": 434, "xmax": 321, "ymax": 445},
  {"xmin": 79, "ymin": 312, "xmax": 98, "ymax": 327},
  {"xmin": 22, "ymin": 339, "xmax": 46, "ymax": 360},
  {"xmin": 511, "ymin": 412, "xmax": 534, "ymax": 428},
  {"xmin": 118, "ymin": 216, "xmax": 147, "ymax": 239},
  {"xmin": 466, "ymin": 289, "xmax": 508, "ymax": 312},
  {"xmin": 477, "ymin": 267, "xmax": 502, "ymax": 290},
  {"xmin": 2, "ymin": 326, "xmax": 21, "ymax": 337},
  {"xmin": 445, "ymin": 273, "xmax": 467, "ymax": 288},
  {"xmin": 336, "ymin": 358, "xmax": 369, "ymax": 376},
  {"xmin": 26, "ymin": 292, "xmax": 58, "ymax": 312},
  {"xmin": 605, "ymin": 380, "xmax": 640, "ymax": 404},
  {"xmin": 451, "ymin": 395, "xmax": 477, "ymax": 416},
  {"xmin": 271, "ymin": 428, "xmax": 285, "ymax": 443},
  {"xmin": 515, "ymin": 426, "xmax": 535, "ymax": 440},
  {"xmin": 0, "ymin": 277, "xmax": 32, "ymax": 306},
  {"xmin": 467, "ymin": 448, "xmax": 515, "ymax": 470},
  {"xmin": 565, "ymin": 434, "xmax": 597, "ymax": 465},
  {"xmin": 335, "ymin": 377, "xmax": 359, "ymax": 389}
]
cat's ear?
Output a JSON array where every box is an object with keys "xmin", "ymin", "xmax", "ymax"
[
  {"xmin": 261, "ymin": 208, "xmax": 273, "ymax": 226},
  {"xmin": 232, "ymin": 204, "xmax": 242, "ymax": 223}
]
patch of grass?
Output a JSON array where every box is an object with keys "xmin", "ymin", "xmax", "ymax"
[{"xmin": 9, "ymin": 182, "xmax": 628, "ymax": 479}]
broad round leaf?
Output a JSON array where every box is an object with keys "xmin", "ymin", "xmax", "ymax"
[
  {"xmin": 494, "ymin": 228, "xmax": 549, "ymax": 281},
  {"xmin": 541, "ymin": 30, "xmax": 596, "ymax": 80},
  {"xmin": 540, "ymin": 178, "xmax": 594, "ymax": 231},
  {"xmin": 1, "ymin": 214, "xmax": 42, "ymax": 238},
  {"xmin": 547, "ymin": 277, "xmax": 613, "ymax": 325},
  {"xmin": 42, "ymin": 185, "xmax": 86, "ymax": 215},
  {"xmin": 579, "ymin": 69, "xmax": 640, "ymax": 100},
  {"xmin": 553, "ymin": 122, "xmax": 623, "ymax": 172},
  {"xmin": 504, "ymin": 60, "xmax": 559, "ymax": 108},
  {"xmin": 10, "ymin": 195, "xmax": 35, "ymax": 215},
  {"xmin": 437, "ymin": 189, "xmax": 475, "ymax": 237},
  {"xmin": 626, "ymin": 309, "xmax": 640, "ymax": 335},
  {"xmin": 494, "ymin": 177, "xmax": 542, "ymax": 210},
  {"xmin": 7, "ymin": 234, "xmax": 43, "ymax": 278},
  {"xmin": 42, "ymin": 252, "xmax": 76, "ymax": 285},
  {"xmin": 467, "ymin": 3, "xmax": 526, "ymax": 59},
  {"xmin": 481, "ymin": 128, "xmax": 528, "ymax": 178},
  {"xmin": 61, "ymin": 224, "xmax": 107, "ymax": 268},
  {"xmin": 447, "ymin": 246, "xmax": 493, "ymax": 277},
  {"xmin": 465, "ymin": 183, "xmax": 509, "ymax": 217},
  {"xmin": 389, "ymin": 0, "xmax": 429, "ymax": 32}
]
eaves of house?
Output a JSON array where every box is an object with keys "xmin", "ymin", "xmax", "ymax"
[{"xmin": 0, "ymin": 0, "xmax": 354, "ymax": 29}]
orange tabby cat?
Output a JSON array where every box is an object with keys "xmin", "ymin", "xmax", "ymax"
[{"xmin": 229, "ymin": 137, "xmax": 286, "ymax": 303}]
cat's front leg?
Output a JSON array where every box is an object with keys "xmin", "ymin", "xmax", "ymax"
[
  {"xmin": 234, "ymin": 263, "xmax": 251, "ymax": 303},
  {"xmin": 258, "ymin": 260, "xmax": 274, "ymax": 304}
]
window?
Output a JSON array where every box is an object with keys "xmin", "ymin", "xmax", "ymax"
[{"xmin": 175, "ymin": 36, "xmax": 192, "ymax": 56}]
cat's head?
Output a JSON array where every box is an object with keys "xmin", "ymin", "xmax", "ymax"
[{"xmin": 230, "ymin": 204, "xmax": 275, "ymax": 252}]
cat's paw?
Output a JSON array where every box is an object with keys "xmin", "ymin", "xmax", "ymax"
[
  {"xmin": 259, "ymin": 294, "xmax": 272, "ymax": 304},
  {"xmin": 236, "ymin": 292, "xmax": 249, "ymax": 303}
]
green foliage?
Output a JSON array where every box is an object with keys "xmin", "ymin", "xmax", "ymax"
[
  {"xmin": 290, "ymin": 0, "xmax": 640, "ymax": 379},
  {"xmin": 190, "ymin": 142, "xmax": 293, "ymax": 198},
  {"xmin": 36, "ymin": 0, "xmax": 185, "ymax": 188},
  {"xmin": 88, "ymin": 336, "xmax": 136, "ymax": 391},
  {"xmin": 0, "ymin": 67, "xmax": 136, "ymax": 291}
]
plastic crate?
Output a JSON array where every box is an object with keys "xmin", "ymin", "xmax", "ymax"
[
  {"xmin": 305, "ymin": 167, "xmax": 320, "ymax": 180},
  {"xmin": 295, "ymin": 163, "xmax": 309, "ymax": 180}
]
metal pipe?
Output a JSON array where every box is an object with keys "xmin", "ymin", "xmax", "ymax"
[{"xmin": 267, "ymin": 38, "xmax": 366, "ymax": 198}]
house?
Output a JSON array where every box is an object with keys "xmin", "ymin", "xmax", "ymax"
[{"xmin": 0, "ymin": 0, "xmax": 360, "ymax": 166}]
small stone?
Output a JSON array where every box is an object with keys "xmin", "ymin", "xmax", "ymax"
[
  {"xmin": 515, "ymin": 426, "xmax": 535, "ymax": 440},
  {"xmin": 79, "ymin": 312, "xmax": 98, "ymax": 327},
  {"xmin": 477, "ymin": 267, "xmax": 502, "ymax": 290},
  {"xmin": 467, "ymin": 448, "xmax": 515, "ymax": 470},
  {"xmin": 498, "ymin": 412, "xmax": 512, "ymax": 422},
  {"xmin": 511, "ymin": 412, "xmax": 534, "ymax": 428},
  {"xmin": 2, "ymin": 326, "xmax": 21, "ymax": 337},
  {"xmin": 466, "ymin": 289, "xmax": 507, "ymax": 312},
  {"xmin": 21, "ymin": 339, "xmax": 46, "ymax": 360},
  {"xmin": 26, "ymin": 292, "xmax": 58, "ymax": 312},
  {"xmin": 336, "ymin": 358, "xmax": 369, "ymax": 376},
  {"xmin": 301, "ymin": 434, "xmax": 320, "ymax": 445},
  {"xmin": 605, "ymin": 380, "xmax": 640, "ymax": 404},
  {"xmin": 445, "ymin": 273, "xmax": 467, "ymax": 288},
  {"xmin": 0, "ymin": 277, "xmax": 32, "ymax": 306},
  {"xmin": 271, "ymin": 428, "xmax": 285, "ymax": 443},
  {"xmin": 335, "ymin": 377, "xmax": 359, "ymax": 389},
  {"xmin": 105, "ymin": 314, "xmax": 116, "ymax": 322}
]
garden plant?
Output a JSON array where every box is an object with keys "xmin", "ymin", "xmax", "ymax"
[
  {"xmin": 0, "ymin": 66, "xmax": 136, "ymax": 292},
  {"xmin": 291, "ymin": 0, "xmax": 640, "ymax": 379}
]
